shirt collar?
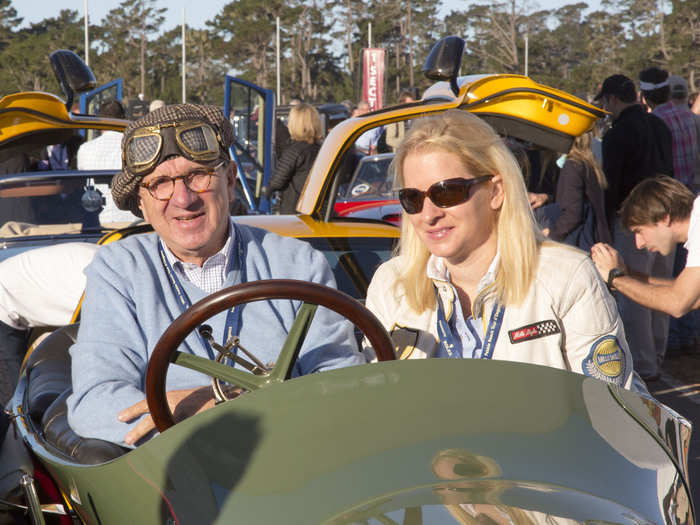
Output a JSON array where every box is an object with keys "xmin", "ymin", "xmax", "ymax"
[
  {"xmin": 426, "ymin": 252, "xmax": 500, "ymax": 296},
  {"xmin": 161, "ymin": 218, "xmax": 234, "ymax": 270}
]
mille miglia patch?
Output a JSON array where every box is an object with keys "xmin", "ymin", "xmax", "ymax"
[{"xmin": 508, "ymin": 320, "xmax": 560, "ymax": 344}]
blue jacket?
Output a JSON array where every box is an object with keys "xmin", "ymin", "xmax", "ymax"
[{"xmin": 67, "ymin": 223, "xmax": 365, "ymax": 446}]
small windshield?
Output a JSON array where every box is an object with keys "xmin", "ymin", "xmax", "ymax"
[{"xmin": 0, "ymin": 172, "xmax": 139, "ymax": 240}]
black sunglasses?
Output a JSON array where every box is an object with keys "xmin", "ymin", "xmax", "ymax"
[{"xmin": 398, "ymin": 175, "xmax": 493, "ymax": 214}]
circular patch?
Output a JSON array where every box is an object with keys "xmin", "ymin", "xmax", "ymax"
[
  {"xmin": 351, "ymin": 183, "xmax": 370, "ymax": 196},
  {"xmin": 558, "ymin": 113, "xmax": 570, "ymax": 126},
  {"xmin": 583, "ymin": 335, "xmax": 626, "ymax": 384}
]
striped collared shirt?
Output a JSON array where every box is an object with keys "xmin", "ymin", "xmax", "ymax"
[{"xmin": 161, "ymin": 221, "xmax": 234, "ymax": 294}]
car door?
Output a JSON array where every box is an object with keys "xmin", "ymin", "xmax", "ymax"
[
  {"xmin": 223, "ymin": 75, "xmax": 274, "ymax": 213},
  {"xmin": 79, "ymin": 79, "xmax": 123, "ymax": 141}
]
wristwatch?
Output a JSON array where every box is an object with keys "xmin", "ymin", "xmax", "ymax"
[{"xmin": 607, "ymin": 267, "xmax": 626, "ymax": 290}]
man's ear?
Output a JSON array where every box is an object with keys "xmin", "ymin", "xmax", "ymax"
[
  {"xmin": 662, "ymin": 214, "xmax": 672, "ymax": 226},
  {"xmin": 137, "ymin": 195, "xmax": 149, "ymax": 223},
  {"xmin": 225, "ymin": 160, "xmax": 237, "ymax": 200}
]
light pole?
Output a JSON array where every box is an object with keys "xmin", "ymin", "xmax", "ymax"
[
  {"xmin": 182, "ymin": 8, "xmax": 186, "ymax": 103},
  {"xmin": 84, "ymin": 0, "xmax": 89, "ymax": 66}
]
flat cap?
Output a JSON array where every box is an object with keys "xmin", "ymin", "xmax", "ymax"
[{"xmin": 112, "ymin": 103, "xmax": 233, "ymax": 216}]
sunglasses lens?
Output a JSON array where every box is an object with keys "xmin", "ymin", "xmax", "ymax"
[
  {"xmin": 429, "ymin": 179, "xmax": 470, "ymax": 208},
  {"xmin": 126, "ymin": 134, "xmax": 161, "ymax": 168},
  {"xmin": 398, "ymin": 188, "xmax": 425, "ymax": 214}
]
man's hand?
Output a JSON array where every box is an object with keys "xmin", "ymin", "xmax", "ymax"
[
  {"xmin": 591, "ymin": 242, "xmax": 625, "ymax": 282},
  {"xmin": 528, "ymin": 192, "xmax": 549, "ymax": 209},
  {"xmin": 118, "ymin": 386, "xmax": 215, "ymax": 446}
]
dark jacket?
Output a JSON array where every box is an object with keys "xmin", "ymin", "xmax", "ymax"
[
  {"xmin": 269, "ymin": 140, "xmax": 320, "ymax": 214},
  {"xmin": 602, "ymin": 104, "xmax": 673, "ymax": 226},
  {"xmin": 550, "ymin": 159, "xmax": 613, "ymax": 245}
]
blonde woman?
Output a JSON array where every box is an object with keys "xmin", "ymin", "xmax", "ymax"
[
  {"xmin": 268, "ymin": 103, "xmax": 323, "ymax": 214},
  {"xmin": 364, "ymin": 110, "xmax": 633, "ymax": 389},
  {"xmin": 548, "ymin": 132, "xmax": 612, "ymax": 248}
]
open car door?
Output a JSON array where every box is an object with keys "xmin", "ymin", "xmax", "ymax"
[
  {"xmin": 79, "ymin": 78, "xmax": 123, "ymax": 141},
  {"xmin": 223, "ymin": 75, "xmax": 274, "ymax": 213}
]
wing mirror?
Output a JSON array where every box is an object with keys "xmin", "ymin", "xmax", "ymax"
[
  {"xmin": 422, "ymin": 36, "xmax": 465, "ymax": 97},
  {"xmin": 49, "ymin": 50, "xmax": 97, "ymax": 112}
]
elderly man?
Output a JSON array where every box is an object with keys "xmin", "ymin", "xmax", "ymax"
[{"xmin": 67, "ymin": 104, "xmax": 364, "ymax": 447}]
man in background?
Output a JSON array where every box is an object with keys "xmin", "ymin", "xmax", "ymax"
[
  {"xmin": 640, "ymin": 67, "xmax": 697, "ymax": 189},
  {"xmin": 596, "ymin": 73, "xmax": 674, "ymax": 382},
  {"xmin": 353, "ymin": 101, "xmax": 383, "ymax": 155},
  {"xmin": 77, "ymin": 100, "xmax": 138, "ymax": 224}
]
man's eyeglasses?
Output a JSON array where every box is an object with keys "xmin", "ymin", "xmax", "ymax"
[
  {"xmin": 140, "ymin": 161, "xmax": 225, "ymax": 201},
  {"xmin": 398, "ymin": 175, "xmax": 493, "ymax": 214},
  {"xmin": 124, "ymin": 120, "xmax": 223, "ymax": 177}
]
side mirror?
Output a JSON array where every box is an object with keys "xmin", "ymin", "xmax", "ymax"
[
  {"xmin": 49, "ymin": 50, "xmax": 97, "ymax": 112},
  {"xmin": 422, "ymin": 36, "xmax": 465, "ymax": 97}
]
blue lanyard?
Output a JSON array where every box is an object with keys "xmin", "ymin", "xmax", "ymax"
[
  {"xmin": 435, "ymin": 286, "xmax": 505, "ymax": 359},
  {"xmin": 157, "ymin": 225, "xmax": 244, "ymax": 355}
]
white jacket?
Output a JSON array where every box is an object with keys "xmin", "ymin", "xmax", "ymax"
[{"xmin": 365, "ymin": 243, "xmax": 633, "ymax": 388}]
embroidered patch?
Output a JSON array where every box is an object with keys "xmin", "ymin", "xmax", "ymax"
[
  {"xmin": 508, "ymin": 320, "xmax": 560, "ymax": 344},
  {"xmin": 390, "ymin": 325, "xmax": 421, "ymax": 359},
  {"xmin": 583, "ymin": 336, "xmax": 626, "ymax": 384}
]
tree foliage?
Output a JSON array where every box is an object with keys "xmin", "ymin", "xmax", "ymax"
[{"xmin": 0, "ymin": 0, "xmax": 698, "ymax": 107}]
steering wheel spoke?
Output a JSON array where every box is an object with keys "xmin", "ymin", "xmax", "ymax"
[
  {"xmin": 173, "ymin": 351, "xmax": 267, "ymax": 392},
  {"xmin": 267, "ymin": 302, "xmax": 318, "ymax": 383}
]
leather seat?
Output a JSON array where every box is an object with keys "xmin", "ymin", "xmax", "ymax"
[
  {"xmin": 41, "ymin": 390, "xmax": 127, "ymax": 464},
  {"xmin": 24, "ymin": 324, "xmax": 77, "ymax": 426},
  {"xmin": 23, "ymin": 324, "xmax": 128, "ymax": 464}
]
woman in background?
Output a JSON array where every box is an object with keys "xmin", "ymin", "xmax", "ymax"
[
  {"xmin": 547, "ymin": 132, "xmax": 612, "ymax": 249},
  {"xmin": 268, "ymin": 103, "xmax": 322, "ymax": 214}
]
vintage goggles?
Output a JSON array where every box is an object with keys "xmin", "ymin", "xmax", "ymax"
[
  {"xmin": 398, "ymin": 175, "xmax": 493, "ymax": 214},
  {"xmin": 124, "ymin": 120, "xmax": 224, "ymax": 176}
]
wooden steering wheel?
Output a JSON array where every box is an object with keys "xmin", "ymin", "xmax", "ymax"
[{"xmin": 146, "ymin": 279, "xmax": 395, "ymax": 432}]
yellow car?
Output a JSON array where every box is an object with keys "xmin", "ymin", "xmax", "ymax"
[{"xmin": 0, "ymin": 40, "xmax": 604, "ymax": 303}]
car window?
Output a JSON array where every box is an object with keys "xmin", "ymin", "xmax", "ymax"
[
  {"xmin": 303, "ymin": 237, "xmax": 396, "ymax": 300},
  {"xmin": 330, "ymin": 118, "xmax": 417, "ymax": 225}
]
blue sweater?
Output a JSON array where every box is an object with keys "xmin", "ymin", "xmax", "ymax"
[{"xmin": 67, "ymin": 223, "xmax": 365, "ymax": 446}]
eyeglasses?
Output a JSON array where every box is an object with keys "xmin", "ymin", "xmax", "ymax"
[
  {"xmin": 398, "ymin": 175, "xmax": 493, "ymax": 214},
  {"xmin": 124, "ymin": 120, "xmax": 223, "ymax": 176},
  {"xmin": 140, "ymin": 162, "xmax": 225, "ymax": 201}
]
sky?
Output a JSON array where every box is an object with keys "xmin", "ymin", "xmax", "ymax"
[{"xmin": 16, "ymin": 0, "xmax": 602, "ymax": 31}]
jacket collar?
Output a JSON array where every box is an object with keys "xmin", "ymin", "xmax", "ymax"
[{"xmin": 426, "ymin": 253, "xmax": 500, "ymax": 319}]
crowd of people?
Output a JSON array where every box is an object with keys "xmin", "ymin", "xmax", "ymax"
[{"xmin": 1, "ymin": 67, "xmax": 699, "ymax": 447}]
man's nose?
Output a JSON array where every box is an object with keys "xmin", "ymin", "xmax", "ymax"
[{"xmin": 169, "ymin": 177, "xmax": 198, "ymax": 206}]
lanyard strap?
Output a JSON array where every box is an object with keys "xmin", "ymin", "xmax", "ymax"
[
  {"xmin": 157, "ymin": 224, "xmax": 244, "ymax": 353},
  {"xmin": 435, "ymin": 286, "xmax": 505, "ymax": 360}
]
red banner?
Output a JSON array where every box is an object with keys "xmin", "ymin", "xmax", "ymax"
[{"xmin": 362, "ymin": 48, "xmax": 385, "ymax": 111}]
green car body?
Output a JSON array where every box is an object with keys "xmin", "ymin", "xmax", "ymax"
[{"xmin": 13, "ymin": 358, "xmax": 694, "ymax": 524}]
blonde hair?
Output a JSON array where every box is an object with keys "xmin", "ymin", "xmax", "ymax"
[
  {"xmin": 566, "ymin": 132, "xmax": 607, "ymax": 189},
  {"xmin": 393, "ymin": 110, "xmax": 542, "ymax": 312},
  {"xmin": 288, "ymin": 103, "xmax": 323, "ymax": 144}
]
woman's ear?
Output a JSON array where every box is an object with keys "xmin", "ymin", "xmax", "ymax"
[{"xmin": 489, "ymin": 174, "xmax": 505, "ymax": 210}]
